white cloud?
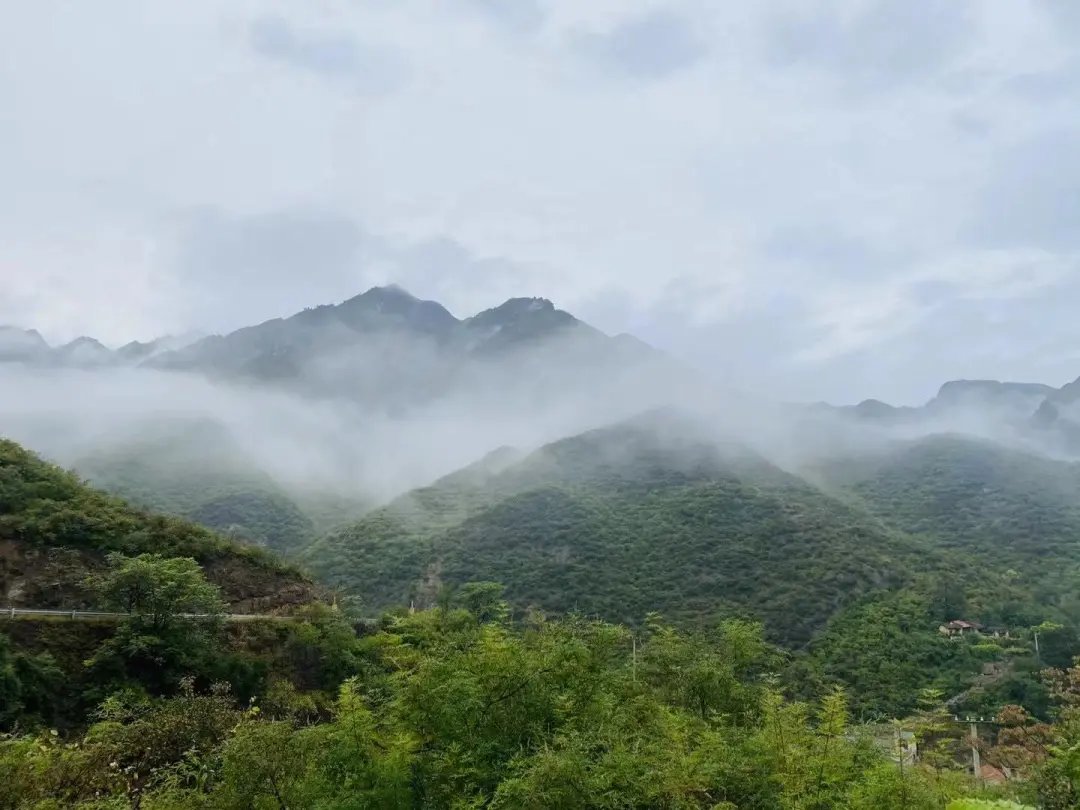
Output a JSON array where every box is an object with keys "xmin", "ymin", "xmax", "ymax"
[{"xmin": 1, "ymin": 0, "xmax": 1078, "ymax": 400}]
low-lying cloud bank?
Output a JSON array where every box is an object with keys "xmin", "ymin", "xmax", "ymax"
[{"xmin": 3, "ymin": 345, "xmax": 1077, "ymax": 520}]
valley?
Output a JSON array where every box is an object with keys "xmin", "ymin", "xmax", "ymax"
[{"xmin": 3, "ymin": 289, "xmax": 1080, "ymax": 807}]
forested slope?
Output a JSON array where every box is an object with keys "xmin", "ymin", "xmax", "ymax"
[
  {"xmin": 811, "ymin": 435, "xmax": 1080, "ymax": 617},
  {"xmin": 305, "ymin": 414, "xmax": 944, "ymax": 645},
  {"xmin": 0, "ymin": 438, "xmax": 318, "ymax": 611},
  {"xmin": 73, "ymin": 420, "xmax": 329, "ymax": 555}
]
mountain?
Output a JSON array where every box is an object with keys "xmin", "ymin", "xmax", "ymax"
[
  {"xmin": 53, "ymin": 336, "xmax": 114, "ymax": 367},
  {"xmin": 304, "ymin": 411, "xmax": 942, "ymax": 646},
  {"xmin": 1031, "ymin": 376, "xmax": 1080, "ymax": 451},
  {"xmin": 144, "ymin": 286, "xmax": 672, "ymax": 411},
  {"xmin": 113, "ymin": 333, "xmax": 203, "ymax": 363},
  {"xmin": 930, "ymin": 380, "xmax": 1056, "ymax": 414},
  {"xmin": 0, "ymin": 437, "xmax": 319, "ymax": 612},
  {"xmin": 0, "ymin": 287, "xmax": 678, "ymax": 421},
  {"xmin": 72, "ymin": 417, "xmax": 368, "ymax": 555},
  {"xmin": 833, "ymin": 380, "xmax": 1057, "ymax": 423},
  {"xmin": 0, "ymin": 330, "xmax": 201, "ymax": 369},
  {"xmin": 818, "ymin": 376, "xmax": 1080, "ymax": 460},
  {"xmin": 0, "ymin": 327, "xmax": 49, "ymax": 363},
  {"xmin": 810, "ymin": 434, "xmax": 1080, "ymax": 584},
  {"xmin": 300, "ymin": 412, "xmax": 1080, "ymax": 718}
]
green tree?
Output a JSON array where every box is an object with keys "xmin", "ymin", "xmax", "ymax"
[
  {"xmin": 92, "ymin": 552, "xmax": 225, "ymax": 629},
  {"xmin": 87, "ymin": 553, "xmax": 226, "ymax": 693},
  {"xmin": 0, "ymin": 633, "xmax": 63, "ymax": 731}
]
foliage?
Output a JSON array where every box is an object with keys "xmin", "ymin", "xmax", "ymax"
[
  {"xmin": 92, "ymin": 553, "xmax": 226, "ymax": 626},
  {"xmin": 0, "ymin": 438, "xmax": 310, "ymax": 586},
  {"xmin": 0, "ymin": 602, "xmax": 998, "ymax": 809},
  {"xmin": 85, "ymin": 553, "xmax": 227, "ymax": 694},
  {"xmin": 74, "ymin": 419, "xmax": 329, "ymax": 555},
  {"xmin": 0, "ymin": 634, "xmax": 63, "ymax": 730},
  {"xmin": 816, "ymin": 435, "xmax": 1080, "ymax": 624},
  {"xmin": 306, "ymin": 419, "xmax": 940, "ymax": 648}
]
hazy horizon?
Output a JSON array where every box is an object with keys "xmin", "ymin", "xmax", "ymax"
[
  {"xmin": 5, "ymin": 3, "xmax": 1080, "ymax": 405},
  {"xmin": 6, "ymin": 279, "xmax": 1080, "ymax": 409}
]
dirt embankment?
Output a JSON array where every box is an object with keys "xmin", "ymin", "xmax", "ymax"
[{"xmin": 1, "ymin": 538, "xmax": 324, "ymax": 613}]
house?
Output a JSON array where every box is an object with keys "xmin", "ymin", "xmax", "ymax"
[
  {"xmin": 939, "ymin": 620, "xmax": 982, "ymax": 637},
  {"xmin": 979, "ymin": 764, "xmax": 1010, "ymax": 785}
]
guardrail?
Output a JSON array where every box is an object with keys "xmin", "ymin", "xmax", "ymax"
[{"xmin": 2, "ymin": 607, "xmax": 298, "ymax": 622}]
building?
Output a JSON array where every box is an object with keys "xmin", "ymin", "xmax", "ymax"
[{"xmin": 939, "ymin": 619, "xmax": 982, "ymax": 637}]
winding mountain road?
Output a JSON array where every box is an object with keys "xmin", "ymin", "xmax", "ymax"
[{"xmin": 2, "ymin": 607, "xmax": 297, "ymax": 622}]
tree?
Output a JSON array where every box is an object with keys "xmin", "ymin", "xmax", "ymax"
[
  {"xmin": 454, "ymin": 581, "xmax": 510, "ymax": 624},
  {"xmin": 1032, "ymin": 622, "xmax": 1080, "ymax": 669},
  {"xmin": 0, "ymin": 634, "xmax": 62, "ymax": 731},
  {"xmin": 87, "ymin": 553, "xmax": 226, "ymax": 692},
  {"xmin": 1032, "ymin": 660, "xmax": 1080, "ymax": 808},
  {"xmin": 93, "ymin": 553, "xmax": 225, "ymax": 631}
]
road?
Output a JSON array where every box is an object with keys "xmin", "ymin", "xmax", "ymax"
[{"xmin": 2, "ymin": 607, "xmax": 298, "ymax": 622}]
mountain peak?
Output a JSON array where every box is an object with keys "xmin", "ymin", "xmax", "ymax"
[
  {"xmin": 334, "ymin": 285, "xmax": 458, "ymax": 335},
  {"xmin": 337, "ymin": 285, "xmax": 420, "ymax": 311},
  {"xmin": 63, "ymin": 336, "xmax": 108, "ymax": 349},
  {"xmin": 466, "ymin": 297, "xmax": 564, "ymax": 328},
  {"xmin": 0, "ymin": 326, "xmax": 50, "ymax": 360},
  {"xmin": 491, "ymin": 297, "xmax": 555, "ymax": 316},
  {"xmin": 0, "ymin": 325, "xmax": 48, "ymax": 344},
  {"xmin": 934, "ymin": 379, "xmax": 1055, "ymax": 400},
  {"xmin": 361, "ymin": 283, "xmax": 416, "ymax": 300},
  {"xmin": 56, "ymin": 336, "xmax": 114, "ymax": 366},
  {"xmin": 462, "ymin": 297, "xmax": 583, "ymax": 352}
]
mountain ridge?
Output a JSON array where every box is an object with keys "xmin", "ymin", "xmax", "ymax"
[
  {"xmin": 0, "ymin": 287, "xmax": 675, "ymax": 416},
  {"xmin": 302, "ymin": 410, "xmax": 946, "ymax": 646}
]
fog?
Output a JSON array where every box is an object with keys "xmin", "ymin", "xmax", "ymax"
[
  {"xmin": 2, "ymin": 322, "xmax": 1075, "ymax": 526},
  {"xmin": 0, "ymin": 332, "xmax": 707, "ymax": 507}
]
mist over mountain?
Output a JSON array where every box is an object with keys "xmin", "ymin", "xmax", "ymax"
[
  {"xmin": 819, "ymin": 375, "xmax": 1080, "ymax": 457},
  {"xmin": 7, "ymin": 283, "xmax": 1080, "ymax": 756},
  {"xmin": 0, "ymin": 287, "xmax": 703, "ymax": 547},
  {"xmin": 3, "ymin": 286, "xmax": 675, "ymax": 414},
  {"xmin": 12, "ymin": 3, "xmax": 1080, "ymax": 801},
  {"xmin": 5, "ymin": 285, "xmax": 1080, "ymax": 529},
  {"xmin": 304, "ymin": 409, "xmax": 941, "ymax": 645}
]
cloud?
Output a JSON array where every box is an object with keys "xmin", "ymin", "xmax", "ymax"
[
  {"xmin": 161, "ymin": 205, "xmax": 539, "ymax": 332},
  {"xmin": 594, "ymin": 231, "xmax": 1080, "ymax": 404},
  {"xmin": 967, "ymin": 130, "xmax": 1080, "ymax": 250},
  {"xmin": 765, "ymin": 0, "xmax": 974, "ymax": 90},
  {"xmin": 2, "ymin": 1, "xmax": 1079, "ymax": 403},
  {"xmin": 1036, "ymin": 0, "xmax": 1080, "ymax": 34},
  {"xmin": 463, "ymin": 0, "xmax": 546, "ymax": 34},
  {"xmin": 248, "ymin": 14, "xmax": 409, "ymax": 93},
  {"xmin": 169, "ymin": 207, "xmax": 366, "ymax": 330},
  {"xmin": 572, "ymin": 9, "xmax": 708, "ymax": 80},
  {"xmin": 375, "ymin": 236, "xmax": 535, "ymax": 316},
  {"xmin": 790, "ymin": 247, "xmax": 1072, "ymax": 363}
]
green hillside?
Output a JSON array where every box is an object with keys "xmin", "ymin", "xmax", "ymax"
[
  {"xmin": 73, "ymin": 419, "xmax": 367, "ymax": 555},
  {"xmin": 0, "ymin": 437, "xmax": 318, "ymax": 611},
  {"xmin": 811, "ymin": 435, "xmax": 1080, "ymax": 621},
  {"xmin": 0, "ymin": 431, "xmax": 1070, "ymax": 807},
  {"xmin": 3, "ymin": 598, "xmax": 1030, "ymax": 809},
  {"xmin": 305, "ymin": 414, "xmax": 942, "ymax": 646}
]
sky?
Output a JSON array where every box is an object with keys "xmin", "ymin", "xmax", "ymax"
[{"xmin": 2, "ymin": 0, "xmax": 1080, "ymax": 405}]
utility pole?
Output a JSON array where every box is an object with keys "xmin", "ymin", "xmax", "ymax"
[
  {"xmin": 1034, "ymin": 629, "xmax": 1041, "ymax": 665},
  {"xmin": 969, "ymin": 719, "xmax": 981, "ymax": 783}
]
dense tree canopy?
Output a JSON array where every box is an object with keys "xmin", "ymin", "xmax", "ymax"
[{"xmin": 0, "ymin": 598, "xmax": 1030, "ymax": 808}]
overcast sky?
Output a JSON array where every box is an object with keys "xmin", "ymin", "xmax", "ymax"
[{"xmin": 3, "ymin": 1, "xmax": 1079, "ymax": 405}]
